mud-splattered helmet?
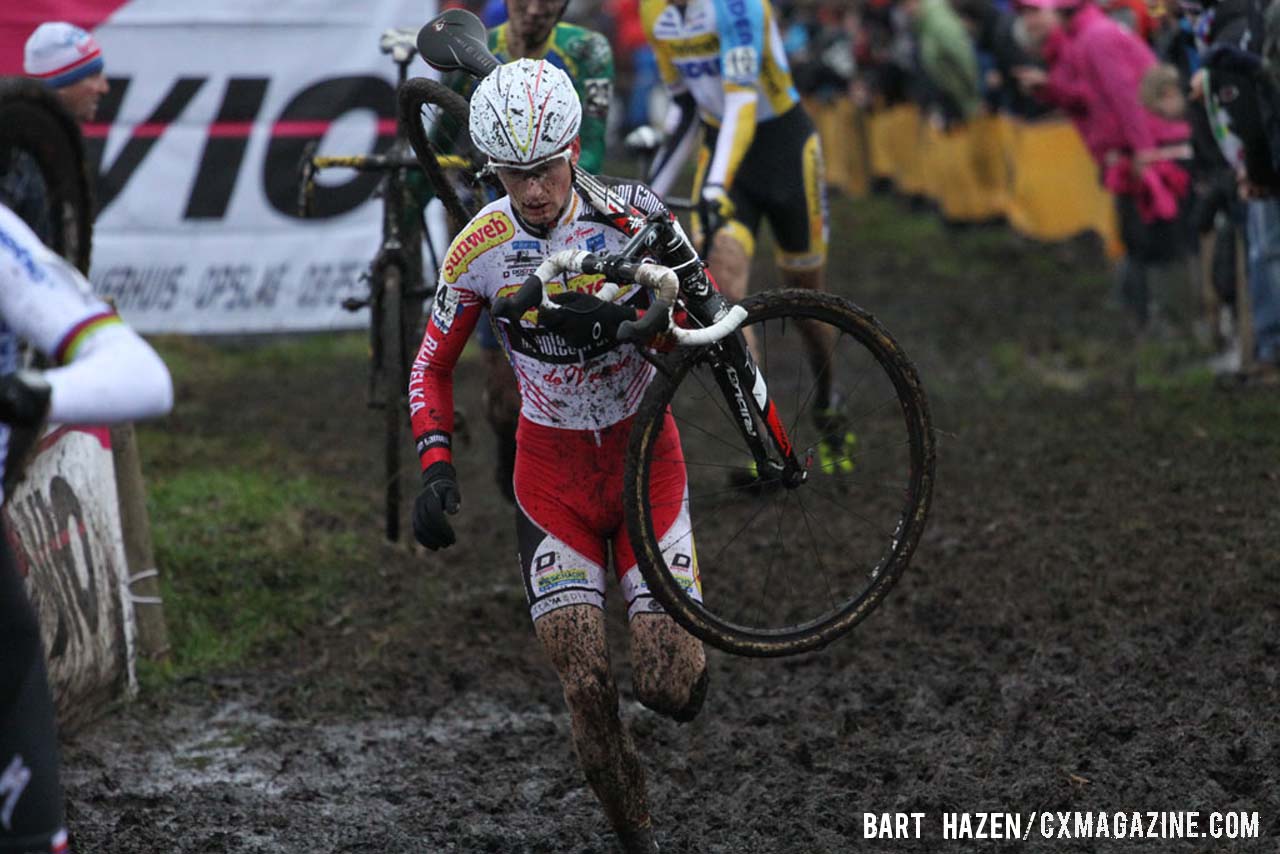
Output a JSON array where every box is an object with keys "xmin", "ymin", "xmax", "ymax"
[{"xmin": 469, "ymin": 58, "xmax": 581, "ymax": 169}]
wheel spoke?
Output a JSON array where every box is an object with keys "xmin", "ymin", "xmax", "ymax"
[
  {"xmin": 792, "ymin": 487, "xmax": 839, "ymax": 614},
  {"xmin": 669, "ymin": 409, "xmax": 756, "ymax": 462}
]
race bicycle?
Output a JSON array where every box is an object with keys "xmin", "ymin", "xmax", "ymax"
[
  {"xmin": 295, "ymin": 28, "xmax": 466, "ymax": 543},
  {"xmin": 401, "ymin": 10, "xmax": 936, "ymax": 658}
]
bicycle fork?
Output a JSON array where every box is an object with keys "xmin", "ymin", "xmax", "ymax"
[{"xmin": 698, "ymin": 311, "xmax": 806, "ymax": 489}]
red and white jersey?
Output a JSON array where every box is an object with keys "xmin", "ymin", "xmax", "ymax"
[{"xmin": 409, "ymin": 178, "xmax": 671, "ymax": 471}]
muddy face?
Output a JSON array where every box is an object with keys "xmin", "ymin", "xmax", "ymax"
[
  {"xmin": 495, "ymin": 150, "xmax": 577, "ymax": 228},
  {"xmin": 505, "ymin": 0, "xmax": 564, "ymax": 54}
]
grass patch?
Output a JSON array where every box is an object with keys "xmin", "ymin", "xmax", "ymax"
[
  {"xmin": 134, "ymin": 333, "xmax": 380, "ymax": 682},
  {"xmin": 1148, "ymin": 385, "xmax": 1280, "ymax": 447},
  {"xmin": 1133, "ymin": 337, "xmax": 1216, "ymax": 392},
  {"xmin": 146, "ymin": 466, "xmax": 360, "ymax": 676},
  {"xmin": 149, "ymin": 330, "xmax": 369, "ymax": 381}
]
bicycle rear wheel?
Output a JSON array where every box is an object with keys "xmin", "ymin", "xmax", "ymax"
[
  {"xmin": 376, "ymin": 262, "xmax": 413, "ymax": 543},
  {"xmin": 397, "ymin": 78, "xmax": 484, "ymax": 229},
  {"xmin": 623, "ymin": 290, "xmax": 935, "ymax": 657},
  {"xmin": 0, "ymin": 77, "xmax": 93, "ymax": 272}
]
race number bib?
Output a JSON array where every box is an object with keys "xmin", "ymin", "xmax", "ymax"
[
  {"xmin": 584, "ymin": 78, "xmax": 612, "ymax": 118},
  {"xmin": 723, "ymin": 46, "xmax": 759, "ymax": 84}
]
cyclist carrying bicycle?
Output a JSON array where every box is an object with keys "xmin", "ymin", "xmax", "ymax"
[
  {"xmin": 0, "ymin": 201, "xmax": 174, "ymax": 854},
  {"xmin": 640, "ymin": 0, "xmax": 855, "ymax": 471},
  {"xmin": 409, "ymin": 59, "xmax": 705, "ymax": 854},
  {"xmin": 419, "ymin": 0, "xmax": 615, "ymax": 503}
]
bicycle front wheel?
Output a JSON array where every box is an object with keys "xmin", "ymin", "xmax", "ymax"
[{"xmin": 623, "ymin": 290, "xmax": 935, "ymax": 657}]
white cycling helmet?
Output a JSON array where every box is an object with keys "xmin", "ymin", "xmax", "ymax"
[{"xmin": 469, "ymin": 58, "xmax": 581, "ymax": 169}]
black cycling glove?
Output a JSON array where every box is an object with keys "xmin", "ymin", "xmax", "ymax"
[
  {"xmin": 697, "ymin": 184, "xmax": 735, "ymax": 249},
  {"xmin": 537, "ymin": 291, "xmax": 638, "ymax": 349},
  {"xmin": 413, "ymin": 461, "xmax": 461, "ymax": 550},
  {"xmin": 0, "ymin": 371, "xmax": 52, "ymax": 427}
]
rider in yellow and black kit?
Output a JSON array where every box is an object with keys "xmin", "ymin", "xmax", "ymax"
[{"xmin": 641, "ymin": 0, "xmax": 851, "ymax": 469}]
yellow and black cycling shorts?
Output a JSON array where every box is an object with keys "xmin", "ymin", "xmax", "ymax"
[{"xmin": 692, "ymin": 104, "xmax": 828, "ymax": 270}]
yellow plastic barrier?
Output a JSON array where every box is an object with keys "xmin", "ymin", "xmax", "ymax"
[
  {"xmin": 803, "ymin": 96, "xmax": 869, "ymax": 197},
  {"xmin": 1002, "ymin": 118, "xmax": 1121, "ymax": 256},
  {"xmin": 940, "ymin": 114, "xmax": 1010, "ymax": 222},
  {"xmin": 867, "ymin": 101, "xmax": 897, "ymax": 182},
  {"xmin": 890, "ymin": 105, "xmax": 929, "ymax": 196},
  {"xmin": 806, "ymin": 99, "xmax": 1121, "ymax": 256}
]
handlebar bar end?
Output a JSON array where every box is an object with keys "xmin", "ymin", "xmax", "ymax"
[
  {"xmin": 491, "ymin": 273, "xmax": 544, "ymax": 322},
  {"xmin": 617, "ymin": 299, "xmax": 672, "ymax": 343}
]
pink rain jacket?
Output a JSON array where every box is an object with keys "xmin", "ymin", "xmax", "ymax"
[{"xmin": 1035, "ymin": 3, "xmax": 1189, "ymax": 167}]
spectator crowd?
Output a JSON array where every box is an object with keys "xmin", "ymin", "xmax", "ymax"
[{"xmin": 461, "ymin": 0, "xmax": 1280, "ymax": 378}]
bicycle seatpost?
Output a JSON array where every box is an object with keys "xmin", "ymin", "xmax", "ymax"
[
  {"xmin": 296, "ymin": 140, "xmax": 319, "ymax": 217},
  {"xmin": 379, "ymin": 28, "xmax": 419, "ymax": 66}
]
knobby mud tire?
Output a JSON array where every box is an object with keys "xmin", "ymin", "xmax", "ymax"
[
  {"xmin": 378, "ymin": 264, "xmax": 410, "ymax": 543},
  {"xmin": 397, "ymin": 78, "xmax": 480, "ymax": 231},
  {"xmin": 622, "ymin": 289, "xmax": 936, "ymax": 658},
  {"xmin": 0, "ymin": 76, "xmax": 93, "ymax": 273}
]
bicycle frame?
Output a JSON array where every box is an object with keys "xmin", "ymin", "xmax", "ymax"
[
  {"xmin": 293, "ymin": 30, "xmax": 435, "ymax": 542},
  {"xmin": 295, "ymin": 60, "xmax": 433, "ymax": 346}
]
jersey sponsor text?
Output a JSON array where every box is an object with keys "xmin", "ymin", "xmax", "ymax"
[{"xmin": 443, "ymin": 212, "xmax": 515, "ymax": 284}]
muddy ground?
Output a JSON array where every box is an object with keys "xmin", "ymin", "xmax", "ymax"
[{"xmin": 62, "ymin": 197, "xmax": 1280, "ymax": 853}]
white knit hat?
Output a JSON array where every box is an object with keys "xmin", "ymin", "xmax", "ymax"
[{"xmin": 24, "ymin": 22, "xmax": 105, "ymax": 89}]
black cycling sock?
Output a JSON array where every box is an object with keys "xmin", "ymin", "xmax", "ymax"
[{"xmin": 492, "ymin": 420, "xmax": 517, "ymax": 504}]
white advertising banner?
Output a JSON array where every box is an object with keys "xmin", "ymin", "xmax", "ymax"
[
  {"xmin": 2, "ymin": 0, "xmax": 439, "ymax": 334},
  {"xmin": 2, "ymin": 427, "xmax": 134, "ymax": 730}
]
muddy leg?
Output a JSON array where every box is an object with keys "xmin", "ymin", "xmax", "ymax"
[
  {"xmin": 707, "ymin": 230, "xmax": 751, "ymax": 302},
  {"xmin": 780, "ymin": 264, "xmax": 837, "ymax": 410},
  {"xmin": 629, "ymin": 613, "xmax": 708, "ymax": 722},
  {"xmin": 533, "ymin": 605, "xmax": 651, "ymax": 835},
  {"xmin": 706, "ymin": 229, "xmax": 763, "ymax": 364}
]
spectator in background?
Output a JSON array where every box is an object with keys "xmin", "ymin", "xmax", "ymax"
[
  {"xmin": 854, "ymin": 0, "xmax": 916, "ymax": 108},
  {"xmin": 1, "ymin": 23, "xmax": 109, "ymax": 247},
  {"xmin": 1141, "ymin": 62, "xmax": 1185, "ymax": 122},
  {"xmin": 786, "ymin": 1, "xmax": 858, "ymax": 100},
  {"xmin": 23, "ymin": 23, "xmax": 110, "ymax": 124},
  {"xmin": 1193, "ymin": 0, "xmax": 1280, "ymax": 371},
  {"xmin": 1014, "ymin": 0, "xmax": 1193, "ymax": 332},
  {"xmin": 902, "ymin": 0, "xmax": 984, "ymax": 125},
  {"xmin": 953, "ymin": 0, "xmax": 1051, "ymax": 116},
  {"xmin": 1101, "ymin": 0, "xmax": 1154, "ymax": 41}
]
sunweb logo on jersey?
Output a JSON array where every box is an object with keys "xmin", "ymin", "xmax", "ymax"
[{"xmin": 443, "ymin": 212, "xmax": 515, "ymax": 283}]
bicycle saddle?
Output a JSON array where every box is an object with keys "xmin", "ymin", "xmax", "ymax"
[{"xmin": 416, "ymin": 8, "xmax": 498, "ymax": 78}]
